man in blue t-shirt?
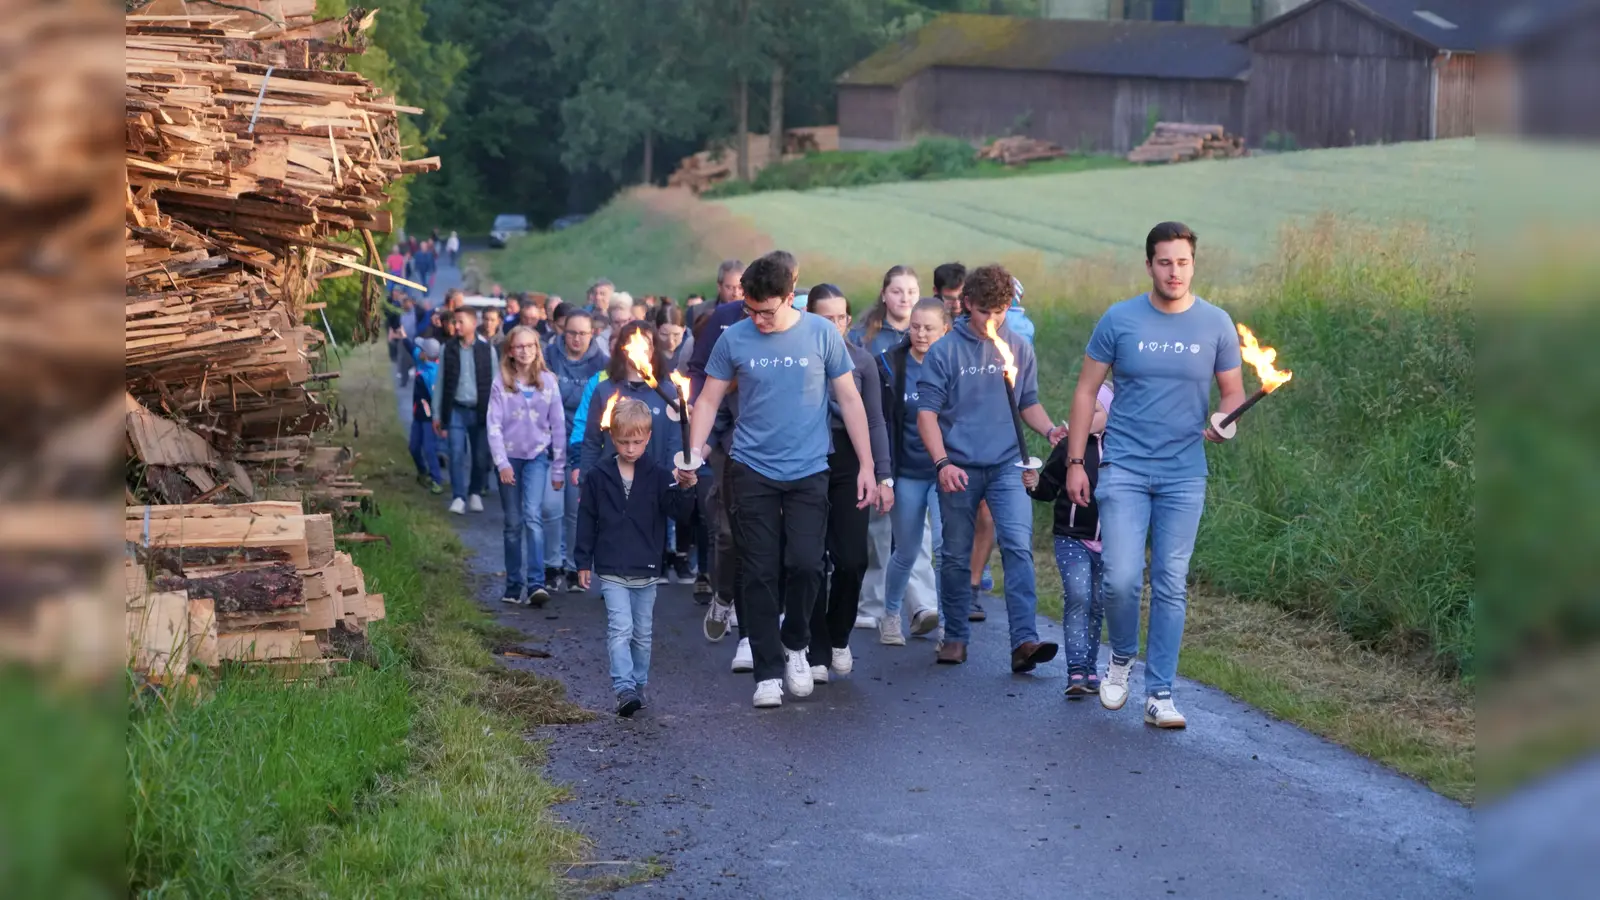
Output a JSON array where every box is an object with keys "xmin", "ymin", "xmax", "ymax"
[
  {"xmin": 1063, "ymin": 221, "xmax": 1245, "ymax": 730},
  {"xmin": 689, "ymin": 251, "xmax": 877, "ymax": 710}
]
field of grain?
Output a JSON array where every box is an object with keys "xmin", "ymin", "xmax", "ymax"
[{"xmin": 714, "ymin": 139, "xmax": 1475, "ymax": 272}]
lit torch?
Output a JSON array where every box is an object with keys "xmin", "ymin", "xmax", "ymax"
[
  {"xmin": 1209, "ymin": 323, "xmax": 1294, "ymax": 440},
  {"xmin": 599, "ymin": 392, "xmax": 619, "ymax": 431},
  {"xmin": 984, "ymin": 318, "xmax": 1041, "ymax": 470},
  {"xmin": 668, "ymin": 370, "xmax": 701, "ymax": 471},
  {"xmin": 621, "ymin": 330, "xmax": 698, "ymax": 469}
]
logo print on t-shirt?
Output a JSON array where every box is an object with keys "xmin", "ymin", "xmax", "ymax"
[
  {"xmin": 1190, "ymin": 343, "xmax": 1201, "ymax": 353},
  {"xmin": 799, "ymin": 357, "xmax": 809, "ymax": 367},
  {"xmin": 784, "ymin": 357, "xmax": 793, "ymax": 367}
]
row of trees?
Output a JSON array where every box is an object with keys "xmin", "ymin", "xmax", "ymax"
[{"xmin": 349, "ymin": 0, "xmax": 1041, "ymax": 233}]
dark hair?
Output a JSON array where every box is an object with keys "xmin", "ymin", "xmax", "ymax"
[
  {"xmin": 911, "ymin": 296, "xmax": 950, "ymax": 324},
  {"xmin": 960, "ymin": 264, "xmax": 1013, "ymax": 313},
  {"xmin": 739, "ymin": 251, "xmax": 798, "ymax": 303},
  {"xmin": 453, "ymin": 305, "xmax": 478, "ymax": 319},
  {"xmin": 606, "ymin": 320, "xmax": 664, "ymax": 383},
  {"xmin": 685, "ymin": 293, "xmax": 705, "ymax": 303},
  {"xmin": 859, "ymin": 265, "xmax": 918, "ymax": 345},
  {"xmin": 551, "ymin": 301, "xmax": 574, "ymax": 323},
  {"xmin": 1145, "ymin": 221, "xmax": 1198, "ymax": 261},
  {"xmin": 806, "ymin": 283, "xmax": 850, "ymax": 317},
  {"xmin": 933, "ymin": 262, "xmax": 967, "ymax": 294},
  {"xmin": 654, "ymin": 303, "xmax": 686, "ymax": 329}
]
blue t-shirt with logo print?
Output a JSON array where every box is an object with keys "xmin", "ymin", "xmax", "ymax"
[
  {"xmin": 899, "ymin": 352, "xmax": 936, "ymax": 480},
  {"xmin": 1086, "ymin": 293, "xmax": 1242, "ymax": 478},
  {"xmin": 706, "ymin": 313, "xmax": 853, "ymax": 482}
]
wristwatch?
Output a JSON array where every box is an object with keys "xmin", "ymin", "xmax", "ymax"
[{"xmin": 879, "ymin": 477, "xmax": 895, "ymax": 488}]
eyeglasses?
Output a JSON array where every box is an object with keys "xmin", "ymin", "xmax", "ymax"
[
  {"xmin": 511, "ymin": 343, "xmax": 540, "ymax": 352},
  {"xmin": 566, "ymin": 330, "xmax": 592, "ymax": 338},
  {"xmin": 742, "ymin": 302, "xmax": 781, "ymax": 321}
]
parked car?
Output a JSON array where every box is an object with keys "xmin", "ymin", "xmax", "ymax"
[
  {"xmin": 489, "ymin": 214, "xmax": 529, "ymax": 248},
  {"xmin": 550, "ymin": 213, "xmax": 589, "ymax": 231}
]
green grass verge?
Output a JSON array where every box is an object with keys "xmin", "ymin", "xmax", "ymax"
[
  {"xmin": 125, "ymin": 346, "xmax": 589, "ymax": 898},
  {"xmin": 705, "ymin": 137, "xmax": 1128, "ymax": 198}
]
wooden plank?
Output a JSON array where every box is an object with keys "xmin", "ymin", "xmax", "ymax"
[
  {"xmin": 127, "ymin": 589, "xmax": 190, "ymax": 676},
  {"xmin": 126, "ymin": 515, "xmax": 310, "ymax": 569},
  {"xmin": 126, "ymin": 501, "xmax": 304, "ymax": 519},
  {"xmin": 188, "ymin": 597, "xmax": 219, "ymax": 667},
  {"xmin": 217, "ymin": 628, "xmax": 303, "ymax": 661}
]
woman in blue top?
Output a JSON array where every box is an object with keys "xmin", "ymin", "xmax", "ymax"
[{"xmin": 577, "ymin": 320, "xmax": 683, "ymax": 478}]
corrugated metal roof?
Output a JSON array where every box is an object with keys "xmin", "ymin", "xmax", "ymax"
[{"xmin": 837, "ymin": 13, "xmax": 1251, "ymax": 87}]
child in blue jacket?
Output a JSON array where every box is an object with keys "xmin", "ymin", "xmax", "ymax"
[{"xmin": 409, "ymin": 338, "xmax": 444, "ymax": 492}]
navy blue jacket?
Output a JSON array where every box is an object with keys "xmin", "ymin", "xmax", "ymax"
[{"xmin": 574, "ymin": 454, "xmax": 696, "ymax": 578}]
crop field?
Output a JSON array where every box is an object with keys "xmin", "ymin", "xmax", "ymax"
[{"xmin": 713, "ymin": 138, "xmax": 1475, "ymax": 272}]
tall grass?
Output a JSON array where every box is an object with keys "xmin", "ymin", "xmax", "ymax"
[{"xmin": 1029, "ymin": 221, "xmax": 1474, "ymax": 677}]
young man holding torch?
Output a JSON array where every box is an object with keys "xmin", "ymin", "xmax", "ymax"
[
  {"xmin": 917, "ymin": 264, "xmax": 1065, "ymax": 672},
  {"xmin": 688, "ymin": 251, "xmax": 877, "ymax": 709},
  {"xmin": 1063, "ymin": 222, "xmax": 1245, "ymax": 729}
]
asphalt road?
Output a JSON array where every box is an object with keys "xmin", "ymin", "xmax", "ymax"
[{"xmin": 405, "ymin": 260, "xmax": 1472, "ymax": 900}]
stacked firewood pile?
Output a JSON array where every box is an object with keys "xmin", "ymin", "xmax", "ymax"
[
  {"xmin": 667, "ymin": 126, "xmax": 840, "ymax": 194},
  {"xmin": 124, "ymin": 502, "xmax": 385, "ymax": 680},
  {"xmin": 111, "ymin": 3, "xmax": 426, "ymax": 680},
  {"xmin": 1127, "ymin": 123, "xmax": 1247, "ymax": 164},
  {"xmin": 977, "ymin": 136, "xmax": 1067, "ymax": 166}
]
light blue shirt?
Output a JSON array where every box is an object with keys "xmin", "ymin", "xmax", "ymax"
[
  {"xmin": 1086, "ymin": 294, "xmax": 1242, "ymax": 478},
  {"xmin": 706, "ymin": 313, "xmax": 853, "ymax": 481}
]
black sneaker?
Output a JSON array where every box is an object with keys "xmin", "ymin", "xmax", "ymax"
[
  {"xmin": 500, "ymin": 589, "xmax": 521, "ymax": 605},
  {"xmin": 528, "ymin": 587, "xmax": 551, "ymax": 608},
  {"xmin": 1064, "ymin": 671, "xmax": 1091, "ymax": 698},
  {"xmin": 636, "ymin": 685, "xmax": 648, "ymax": 709},
  {"xmin": 567, "ymin": 569, "xmax": 585, "ymax": 593},
  {"xmin": 546, "ymin": 569, "xmax": 565, "ymax": 593},
  {"xmin": 693, "ymin": 574, "xmax": 713, "ymax": 604},
  {"xmin": 671, "ymin": 554, "xmax": 692, "ymax": 582},
  {"xmin": 616, "ymin": 688, "xmax": 642, "ymax": 718}
]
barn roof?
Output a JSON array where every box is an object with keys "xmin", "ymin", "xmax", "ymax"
[
  {"xmin": 1239, "ymin": 0, "xmax": 1485, "ymax": 51},
  {"xmin": 837, "ymin": 13, "xmax": 1251, "ymax": 87}
]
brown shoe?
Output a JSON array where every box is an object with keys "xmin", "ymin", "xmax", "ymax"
[
  {"xmin": 936, "ymin": 641, "xmax": 968, "ymax": 665},
  {"xmin": 968, "ymin": 596, "xmax": 987, "ymax": 622},
  {"xmin": 1010, "ymin": 641, "xmax": 1059, "ymax": 673}
]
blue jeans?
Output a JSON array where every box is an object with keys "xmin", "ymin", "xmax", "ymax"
[
  {"xmin": 600, "ymin": 580, "xmax": 657, "ymax": 694},
  {"xmin": 1095, "ymin": 464, "xmax": 1207, "ymax": 697},
  {"xmin": 541, "ymin": 471, "xmax": 566, "ymax": 570},
  {"xmin": 1054, "ymin": 537, "xmax": 1104, "ymax": 674},
  {"xmin": 884, "ymin": 476, "xmax": 942, "ymax": 618},
  {"xmin": 498, "ymin": 454, "xmax": 551, "ymax": 594},
  {"xmin": 561, "ymin": 452, "xmax": 582, "ymax": 570},
  {"xmin": 446, "ymin": 407, "xmax": 489, "ymax": 501},
  {"xmin": 408, "ymin": 418, "xmax": 441, "ymax": 482},
  {"xmin": 936, "ymin": 462, "xmax": 1039, "ymax": 649}
]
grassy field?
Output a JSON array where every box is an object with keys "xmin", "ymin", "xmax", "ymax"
[{"xmin": 125, "ymin": 348, "xmax": 591, "ymax": 898}]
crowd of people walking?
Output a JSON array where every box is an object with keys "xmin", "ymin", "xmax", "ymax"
[{"xmin": 393, "ymin": 221, "xmax": 1247, "ymax": 729}]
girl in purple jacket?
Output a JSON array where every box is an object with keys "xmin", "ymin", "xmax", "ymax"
[{"xmin": 488, "ymin": 326, "xmax": 567, "ymax": 606}]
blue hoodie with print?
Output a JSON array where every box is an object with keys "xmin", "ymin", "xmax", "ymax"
[{"xmin": 915, "ymin": 317, "xmax": 1040, "ymax": 468}]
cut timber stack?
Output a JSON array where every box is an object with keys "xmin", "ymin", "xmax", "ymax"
[
  {"xmin": 124, "ymin": 5, "xmax": 436, "ymax": 505},
  {"xmin": 1127, "ymin": 123, "xmax": 1247, "ymax": 165},
  {"xmin": 977, "ymin": 136, "xmax": 1067, "ymax": 166},
  {"xmin": 124, "ymin": 502, "xmax": 385, "ymax": 678},
  {"xmin": 667, "ymin": 126, "xmax": 841, "ymax": 194}
]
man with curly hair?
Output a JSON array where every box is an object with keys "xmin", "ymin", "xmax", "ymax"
[{"xmin": 917, "ymin": 264, "xmax": 1065, "ymax": 672}]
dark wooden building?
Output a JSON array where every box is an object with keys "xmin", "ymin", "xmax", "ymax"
[
  {"xmin": 1481, "ymin": 0, "xmax": 1600, "ymax": 138},
  {"xmin": 836, "ymin": 14, "xmax": 1251, "ymax": 154},
  {"xmin": 1238, "ymin": 0, "xmax": 1479, "ymax": 148}
]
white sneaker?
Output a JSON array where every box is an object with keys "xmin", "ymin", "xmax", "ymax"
[
  {"xmin": 703, "ymin": 595, "xmax": 734, "ymax": 642},
  {"xmin": 910, "ymin": 608, "xmax": 940, "ymax": 637},
  {"xmin": 753, "ymin": 679, "xmax": 782, "ymax": 708},
  {"xmin": 854, "ymin": 614, "xmax": 877, "ymax": 630},
  {"xmin": 878, "ymin": 614, "xmax": 905, "ymax": 646},
  {"xmin": 831, "ymin": 647, "xmax": 853, "ymax": 676},
  {"xmin": 730, "ymin": 638, "xmax": 753, "ymax": 673},
  {"xmin": 783, "ymin": 648, "xmax": 814, "ymax": 697},
  {"xmin": 728, "ymin": 604, "xmax": 738, "ymax": 630},
  {"xmin": 467, "ymin": 494, "xmax": 484, "ymax": 512},
  {"xmin": 1101, "ymin": 657, "xmax": 1133, "ymax": 710},
  {"xmin": 1144, "ymin": 693, "xmax": 1188, "ymax": 729},
  {"xmin": 810, "ymin": 664, "xmax": 829, "ymax": 684},
  {"xmin": 448, "ymin": 497, "xmax": 466, "ymax": 515}
]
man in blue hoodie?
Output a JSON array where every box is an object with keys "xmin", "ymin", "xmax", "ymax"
[
  {"xmin": 917, "ymin": 264, "xmax": 1065, "ymax": 673},
  {"xmin": 545, "ymin": 309, "xmax": 609, "ymax": 591}
]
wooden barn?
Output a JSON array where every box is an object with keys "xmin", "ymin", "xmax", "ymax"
[
  {"xmin": 835, "ymin": 14, "xmax": 1251, "ymax": 154},
  {"xmin": 1238, "ymin": 0, "xmax": 1479, "ymax": 148},
  {"xmin": 1480, "ymin": 0, "xmax": 1600, "ymax": 138}
]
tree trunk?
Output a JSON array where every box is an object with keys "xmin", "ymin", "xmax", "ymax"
[
  {"xmin": 768, "ymin": 59, "xmax": 786, "ymax": 166},
  {"xmin": 641, "ymin": 129, "xmax": 654, "ymax": 185},
  {"xmin": 735, "ymin": 76, "xmax": 750, "ymax": 181}
]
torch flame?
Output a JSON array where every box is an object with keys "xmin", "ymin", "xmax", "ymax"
[
  {"xmin": 984, "ymin": 317, "xmax": 1018, "ymax": 387},
  {"xmin": 599, "ymin": 392, "xmax": 619, "ymax": 430},
  {"xmin": 669, "ymin": 370, "xmax": 691, "ymax": 403},
  {"xmin": 622, "ymin": 330, "xmax": 657, "ymax": 387},
  {"xmin": 1236, "ymin": 324, "xmax": 1293, "ymax": 392}
]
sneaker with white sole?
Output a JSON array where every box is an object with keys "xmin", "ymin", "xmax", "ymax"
[
  {"xmin": 878, "ymin": 614, "xmax": 905, "ymax": 646},
  {"xmin": 753, "ymin": 678, "xmax": 783, "ymax": 708},
  {"xmin": 448, "ymin": 497, "xmax": 466, "ymax": 515},
  {"xmin": 854, "ymin": 614, "xmax": 876, "ymax": 630},
  {"xmin": 783, "ymin": 648, "xmax": 814, "ymax": 697},
  {"xmin": 810, "ymin": 664, "xmax": 829, "ymax": 684},
  {"xmin": 1101, "ymin": 656, "xmax": 1134, "ymax": 710},
  {"xmin": 1144, "ymin": 692, "xmax": 1187, "ymax": 729},
  {"xmin": 728, "ymin": 603, "xmax": 739, "ymax": 631},
  {"xmin": 831, "ymin": 647, "xmax": 853, "ymax": 676},
  {"xmin": 910, "ymin": 608, "xmax": 940, "ymax": 637},
  {"xmin": 468, "ymin": 494, "xmax": 484, "ymax": 513},
  {"xmin": 730, "ymin": 638, "xmax": 753, "ymax": 673},
  {"xmin": 703, "ymin": 595, "xmax": 734, "ymax": 642}
]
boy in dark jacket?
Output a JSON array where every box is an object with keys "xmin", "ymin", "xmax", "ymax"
[
  {"xmin": 575, "ymin": 398, "xmax": 697, "ymax": 717},
  {"xmin": 409, "ymin": 338, "xmax": 444, "ymax": 493},
  {"xmin": 1025, "ymin": 383, "xmax": 1113, "ymax": 697}
]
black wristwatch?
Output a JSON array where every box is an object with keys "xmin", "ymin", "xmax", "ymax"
[{"xmin": 1067, "ymin": 458, "xmax": 1086, "ymax": 468}]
